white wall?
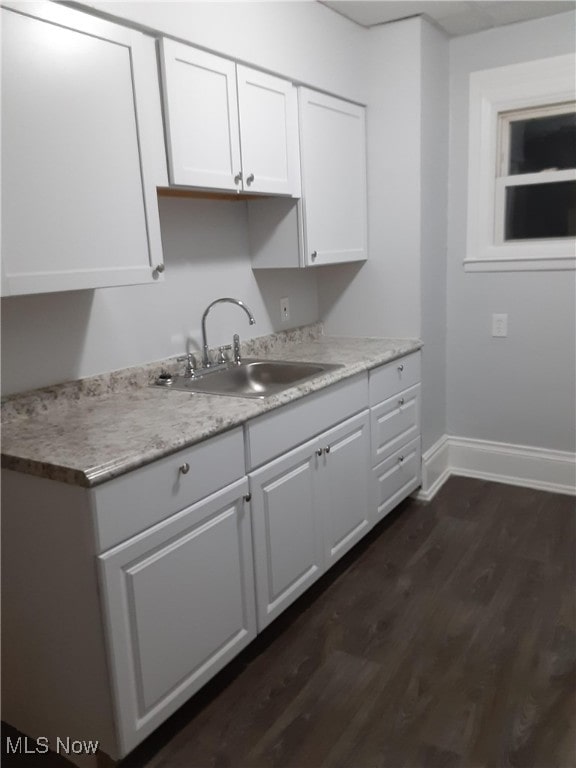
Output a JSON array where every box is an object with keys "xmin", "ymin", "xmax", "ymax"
[
  {"xmin": 74, "ymin": 0, "xmax": 370, "ymax": 104},
  {"xmin": 420, "ymin": 21, "xmax": 449, "ymax": 453},
  {"xmin": 1, "ymin": 199, "xmax": 319, "ymax": 394},
  {"xmin": 319, "ymin": 16, "xmax": 450, "ymax": 454},
  {"xmin": 447, "ymin": 11, "xmax": 576, "ymax": 452},
  {"xmin": 319, "ymin": 17, "xmax": 423, "ymax": 340}
]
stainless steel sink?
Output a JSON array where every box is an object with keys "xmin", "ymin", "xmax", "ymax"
[{"xmin": 156, "ymin": 359, "xmax": 342, "ymax": 399}]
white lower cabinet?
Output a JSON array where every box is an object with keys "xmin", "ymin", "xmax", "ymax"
[
  {"xmin": 250, "ymin": 410, "xmax": 370, "ymax": 630},
  {"xmin": 371, "ymin": 383, "xmax": 421, "ymax": 465},
  {"xmin": 372, "ymin": 437, "xmax": 421, "ymax": 523},
  {"xmin": 320, "ymin": 412, "xmax": 372, "ymax": 566},
  {"xmin": 369, "ymin": 352, "xmax": 422, "ymax": 523},
  {"xmin": 98, "ymin": 477, "xmax": 256, "ymax": 756},
  {"xmin": 250, "ymin": 437, "xmax": 323, "ymax": 629},
  {"xmin": 1, "ymin": 355, "xmax": 422, "ymax": 766}
]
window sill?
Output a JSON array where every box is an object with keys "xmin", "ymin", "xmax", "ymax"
[{"xmin": 464, "ymin": 256, "xmax": 575, "ymax": 272}]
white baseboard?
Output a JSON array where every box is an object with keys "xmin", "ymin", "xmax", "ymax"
[
  {"xmin": 417, "ymin": 434, "xmax": 576, "ymax": 501},
  {"xmin": 418, "ymin": 435, "xmax": 451, "ymax": 501}
]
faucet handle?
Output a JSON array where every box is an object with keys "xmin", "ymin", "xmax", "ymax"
[
  {"xmin": 177, "ymin": 353, "xmax": 197, "ymax": 378},
  {"xmin": 217, "ymin": 345, "xmax": 232, "ymax": 364},
  {"xmin": 233, "ymin": 334, "xmax": 242, "ymax": 365}
]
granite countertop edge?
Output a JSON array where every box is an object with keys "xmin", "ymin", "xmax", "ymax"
[{"xmin": 2, "ymin": 331, "xmax": 422, "ymax": 488}]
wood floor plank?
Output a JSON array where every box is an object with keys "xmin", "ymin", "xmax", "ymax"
[{"xmin": 243, "ymin": 651, "xmax": 381, "ymax": 768}]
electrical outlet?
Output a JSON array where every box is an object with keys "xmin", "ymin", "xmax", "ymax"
[
  {"xmin": 492, "ymin": 313, "xmax": 508, "ymax": 337},
  {"xmin": 280, "ymin": 297, "xmax": 290, "ymax": 323}
]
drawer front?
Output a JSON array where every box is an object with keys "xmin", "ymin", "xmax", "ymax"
[
  {"xmin": 92, "ymin": 428, "xmax": 245, "ymax": 552},
  {"xmin": 246, "ymin": 373, "xmax": 368, "ymax": 469},
  {"xmin": 371, "ymin": 384, "xmax": 420, "ymax": 465},
  {"xmin": 369, "ymin": 352, "xmax": 421, "ymax": 406},
  {"xmin": 371, "ymin": 437, "xmax": 421, "ymax": 524}
]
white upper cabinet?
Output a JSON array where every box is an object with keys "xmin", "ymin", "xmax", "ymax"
[
  {"xmin": 298, "ymin": 89, "xmax": 367, "ymax": 266},
  {"xmin": 1, "ymin": 1, "xmax": 167, "ymax": 297},
  {"xmin": 236, "ymin": 65, "xmax": 300, "ymax": 195},
  {"xmin": 159, "ymin": 42, "xmax": 241, "ymax": 191},
  {"xmin": 249, "ymin": 89, "xmax": 367, "ymax": 268},
  {"xmin": 159, "ymin": 40, "xmax": 300, "ymax": 196}
]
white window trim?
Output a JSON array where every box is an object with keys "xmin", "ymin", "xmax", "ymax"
[{"xmin": 465, "ymin": 54, "xmax": 576, "ymax": 272}]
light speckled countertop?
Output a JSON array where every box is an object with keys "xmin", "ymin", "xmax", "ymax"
[{"xmin": 1, "ymin": 327, "xmax": 421, "ymax": 487}]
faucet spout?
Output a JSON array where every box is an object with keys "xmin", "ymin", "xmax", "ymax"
[{"xmin": 201, "ymin": 297, "xmax": 255, "ymax": 368}]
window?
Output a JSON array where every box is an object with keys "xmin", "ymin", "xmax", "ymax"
[
  {"xmin": 466, "ymin": 55, "xmax": 576, "ymax": 271},
  {"xmin": 497, "ymin": 103, "xmax": 576, "ymax": 243}
]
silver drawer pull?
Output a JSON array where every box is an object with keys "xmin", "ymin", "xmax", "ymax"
[
  {"xmin": 398, "ymin": 397, "xmax": 405, "ymax": 405},
  {"xmin": 398, "ymin": 364, "xmax": 404, "ymax": 372},
  {"xmin": 398, "ymin": 455, "xmax": 405, "ymax": 464},
  {"xmin": 244, "ymin": 493, "xmax": 252, "ymax": 503},
  {"xmin": 316, "ymin": 448, "xmax": 323, "ymax": 457},
  {"xmin": 324, "ymin": 446, "xmax": 331, "ymax": 455},
  {"xmin": 311, "ymin": 251, "xmax": 318, "ymax": 261},
  {"xmin": 179, "ymin": 462, "xmax": 190, "ymax": 475}
]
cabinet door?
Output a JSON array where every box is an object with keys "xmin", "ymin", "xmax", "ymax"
[
  {"xmin": 1, "ymin": 2, "xmax": 166, "ymax": 296},
  {"xmin": 237, "ymin": 65, "xmax": 300, "ymax": 196},
  {"xmin": 299, "ymin": 89, "xmax": 367, "ymax": 266},
  {"xmin": 319, "ymin": 410, "xmax": 372, "ymax": 566},
  {"xmin": 250, "ymin": 438, "xmax": 324, "ymax": 630},
  {"xmin": 98, "ymin": 478, "xmax": 256, "ymax": 756},
  {"xmin": 160, "ymin": 40, "xmax": 242, "ymax": 191}
]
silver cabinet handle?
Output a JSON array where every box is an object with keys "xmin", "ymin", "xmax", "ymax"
[
  {"xmin": 324, "ymin": 446, "xmax": 331, "ymax": 455},
  {"xmin": 244, "ymin": 493, "xmax": 252, "ymax": 503},
  {"xmin": 316, "ymin": 448, "xmax": 323, "ymax": 457},
  {"xmin": 246, "ymin": 173, "xmax": 254, "ymax": 185},
  {"xmin": 398, "ymin": 397, "xmax": 405, "ymax": 405},
  {"xmin": 179, "ymin": 462, "xmax": 190, "ymax": 475},
  {"xmin": 234, "ymin": 171, "xmax": 243, "ymax": 185},
  {"xmin": 311, "ymin": 251, "xmax": 318, "ymax": 261},
  {"xmin": 398, "ymin": 455, "xmax": 405, "ymax": 464},
  {"xmin": 398, "ymin": 364, "xmax": 404, "ymax": 372},
  {"xmin": 153, "ymin": 263, "xmax": 165, "ymax": 275}
]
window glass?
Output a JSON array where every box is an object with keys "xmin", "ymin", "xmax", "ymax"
[
  {"xmin": 505, "ymin": 181, "xmax": 576, "ymax": 240},
  {"xmin": 509, "ymin": 111, "xmax": 576, "ymax": 174}
]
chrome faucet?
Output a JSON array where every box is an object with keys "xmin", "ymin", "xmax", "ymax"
[{"xmin": 201, "ymin": 297, "xmax": 255, "ymax": 368}]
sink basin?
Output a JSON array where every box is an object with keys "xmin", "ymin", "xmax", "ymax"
[{"xmin": 157, "ymin": 359, "xmax": 342, "ymax": 399}]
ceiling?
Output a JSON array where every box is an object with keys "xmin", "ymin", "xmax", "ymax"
[{"xmin": 319, "ymin": 1, "xmax": 576, "ymax": 36}]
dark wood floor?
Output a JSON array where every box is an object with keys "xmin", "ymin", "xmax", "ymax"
[{"xmin": 3, "ymin": 477, "xmax": 575, "ymax": 768}]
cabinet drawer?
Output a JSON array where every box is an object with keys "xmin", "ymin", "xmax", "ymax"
[
  {"xmin": 369, "ymin": 352, "xmax": 421, "ymax": 406},
  {"xmin": 371, "ymin": 384, "xmax": 420, "ymax": 465},
  {"xmin": 371, "ymin": 437, "xmax": 421, "ymax": 524},
  {"xmin": 92, "ymin": 428, "xmax": 245, "ymax": 552},
  {"xmin": 246, "ymin": 373, "xmax": 368, "ymax": 469}
]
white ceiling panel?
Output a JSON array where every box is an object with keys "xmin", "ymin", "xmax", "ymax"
[{"xmin": 320, "ymin": 1, "xmax": 576, "ymax": 36}]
